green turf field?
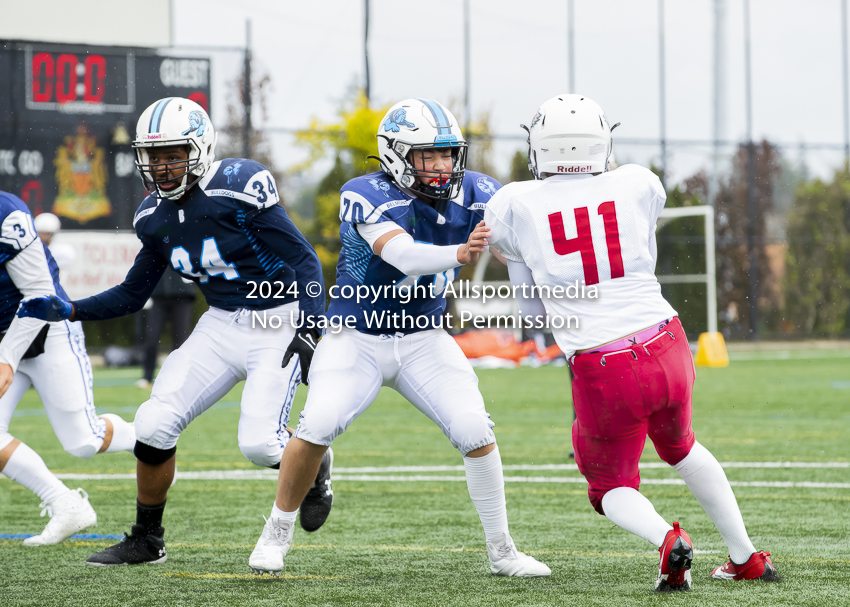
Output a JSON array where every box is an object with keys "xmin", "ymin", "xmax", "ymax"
[{"xmin": 1, "ymin": 357, "xmax": 848, "ymax": 606}]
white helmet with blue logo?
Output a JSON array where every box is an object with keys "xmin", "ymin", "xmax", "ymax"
[
  {"xmin": 133, "ymin": 97, "xmax": 217, "ymax": 199},
  {"xmin": 375, "ymin": 98, "xmax": 467, "ymax": 201}
]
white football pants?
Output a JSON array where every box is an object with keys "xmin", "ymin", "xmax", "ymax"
[
  {"xmin": 0, "ymin": 321, "xmax": 105, "ymax": 458},
  {"xmin": 134, "ymin": 302, "xmax": 300, "ymax": 467},
  {"xmin": 294, "ymin": 328, "xmax": 496, "ymax": 455}
]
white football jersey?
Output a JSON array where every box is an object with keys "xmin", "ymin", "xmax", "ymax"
[{"xmin": 485, "ymin": 164, "xmax": 677, "ymax": 357}]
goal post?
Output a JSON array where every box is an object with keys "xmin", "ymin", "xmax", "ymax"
[{"xmin": 656, "ymin": 205, "xmax": 717, "ymax": 334}]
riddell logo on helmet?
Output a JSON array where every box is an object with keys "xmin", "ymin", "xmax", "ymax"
[
  {"xmin": 146, "ymin": 134, "xmax": 163, "ymax": 140},
  {"xmin": 557, "ymin": 165, "xmax": 592, "ymax": 173}
]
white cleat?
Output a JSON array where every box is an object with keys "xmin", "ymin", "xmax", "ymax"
[
  {"xmin": 249, "ymin": 516, "xmax": 294, "ymax": 576},
  {"xmin": 23, "ymin": 488, "xmax": 97, "ymax": 546},
  {"xmin": 487, "ymin": 533, "xmax": 552, "ymax": 577}
]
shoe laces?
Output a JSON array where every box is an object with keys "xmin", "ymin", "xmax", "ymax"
[
  {"xmin": 120, "ymin": 526, "xmax": 156, "ymax": 548},
  {"xmin": 491, "ymin": 538, "xmax": 517, "ymax": 560},
  {"xmin": 261, "ymin": 516, "xmax": 291, "ymax": 546},
  {"xmin": 38, "ymin": 488, "xmax": 87, "ymax": 518},
  {"xmin": 496, "ymin": 544, "xmax": 514, "ymax": 559},
  {"xmin": 117, "ymin": 532, "xmax": 145, "ymax": 550}
]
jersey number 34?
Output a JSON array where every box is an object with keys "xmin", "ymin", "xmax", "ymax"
[
  {"xmin": 548, "ymin": 200, "xmax": 624, "ymax": 286},
  {"xmin": 170, "ymin": 237, "xmax": 239, "ymax": 284}
]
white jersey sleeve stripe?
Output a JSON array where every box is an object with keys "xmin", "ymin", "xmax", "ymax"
[{"xmin": 0, "ymin": 239, "xmax": 55, "ymax": 371}]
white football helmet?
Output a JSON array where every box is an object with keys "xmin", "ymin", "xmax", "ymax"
[
  {"xmin": 132, "ymin": 97, "xmax": 217, "ymax": 199},
  {"xmin": 375, "ymin": 98, "xmax": 468, "ymax": 201},
  {"xmin": 523, "ymin": 94, "xmax": 618, "ymax": 179},
  {"xmin": 34, "ymin": 212, "xmax": 61, "ymax": 234}
]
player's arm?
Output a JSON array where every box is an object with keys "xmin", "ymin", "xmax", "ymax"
[
  {"xmin": 0, "ymin": 239, "xmax": 55, "ymax": 391},
  {"xmin": 248, "ymin": 206, "xmax": 325, "ymax": 328},
  {"xmin": 247, "ymin": 207, "xmax": 325, "ymax": 383},
  {"xmin": 483, "ymin": 193, "xmax": 523, "ymax": 265},
  {"xmin": 361, "ymin": 221, "xmax": 490, "ymax": 274},
  {"xmin": 507, "ymin": 260, "xmax": 547, "ymax": 321},
  {"xmin": 490, "ymin": 247, "xmax": 508, "ymax": 266},
  {"xmin": 18, "ymin": 244, "xmax": 168, "ymax": 322},
  {"xmin": 229, "ymin": 161, "xmax": 324, "ymax": 328}
]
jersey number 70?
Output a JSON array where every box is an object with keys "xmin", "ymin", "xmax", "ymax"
[{"xmin": 547, "ymin": 200, "xmax": 624, "ymax": 286}]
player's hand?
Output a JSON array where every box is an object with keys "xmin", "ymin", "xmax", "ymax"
[
  {"xmin": 0, "ymin": 363, "xmax": 13, "ymax": 399},
  {"xmin": 457, "ymin": 221, "xmax": 491, "ymax": 265},
  {"xmin": 16, "ymin": 295, "xmax": 74, "ymax": 322},
  {"xmin": 282, "ymin": 328, "xmax": 321, "ymax": 385}
]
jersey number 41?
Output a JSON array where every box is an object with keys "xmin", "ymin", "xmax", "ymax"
[{"xmin": 548, "ymin": 200, "xmax": 624, "ymax": 286}]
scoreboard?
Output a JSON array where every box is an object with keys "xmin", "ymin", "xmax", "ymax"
[{"xmin": 0, "ymin": 41, "xmax": 211, "ymax": 230}]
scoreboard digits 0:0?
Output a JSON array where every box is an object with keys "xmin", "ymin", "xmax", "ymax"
[{"xmin": 25, "ymin": 47, "xmax": 134, "ymax": 113}]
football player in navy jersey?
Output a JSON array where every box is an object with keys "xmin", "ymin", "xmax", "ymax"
[
  {"xmin": 248, "ymin": 99, "xmax": 551, "ymax": 578},
  {"xmin": 19, "ymin": 97, "xmax": 330, "ymax": 566},
  {"xmin": 0, "ymin": 191, "xmax": 136, "ymax": 546}
]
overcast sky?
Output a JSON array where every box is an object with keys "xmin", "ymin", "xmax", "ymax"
[{"xmin": 171, "ymin": 0, "xmax": 848, "ymax": 184}]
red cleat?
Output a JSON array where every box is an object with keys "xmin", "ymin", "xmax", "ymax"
[
  {"xmin": 711, "ymin": 551, "xmax": 780, "ymax": 582},
  {"xmin": 655, "ymin": 522, "xmax": 693, "ymax": 592}
]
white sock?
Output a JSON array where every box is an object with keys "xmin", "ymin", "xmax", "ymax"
[
  {"xmin": 100, "ymin": 414, "xmax": 136, "ymax": 453},
  {"xmin": 463, "ymin": 445, "xmax": 509, "ymax": 542},
  {"xmin": 271, "ymin": 502, "xmax": 298, "ymax": 522},
  {"xmin": 2, "ymin": 441, "xmax": 70, "ymax": 504},
  {"xmin": 675, "ymin": 441, "xmax": 756, "ymax": 563},
  {"xmin": 601, "ymin": 487, "xmax": 672, "ymax": 547}
]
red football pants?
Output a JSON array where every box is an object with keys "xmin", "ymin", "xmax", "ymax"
[{"xmin": 570, "ymin": 317, "xmax": 696, "ymax": 515}]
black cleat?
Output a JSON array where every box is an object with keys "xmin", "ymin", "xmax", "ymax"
[
  {"xmin": 299, "ymin": 447, "xmax": 334, "ymax": 532},
  {"xmin": 86, "ymin": 524, "xmax": 167, "ymax": 566}
]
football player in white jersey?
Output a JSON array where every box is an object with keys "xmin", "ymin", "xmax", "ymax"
[
  {"xmin": 0, "ymin": 191, "xmax": 137, "ymax": 546},
  {"xmin": 485, "ymin": 95, "xmax": 779, "ymax": 591},
  {"xmin": 248, "ymin": 98, "xmax": 550, "ymax": 578}
]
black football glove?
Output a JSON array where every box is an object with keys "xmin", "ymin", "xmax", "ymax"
[{"xmin": 282, "ymin": 328, "xmax": 320, "ymax": 385}]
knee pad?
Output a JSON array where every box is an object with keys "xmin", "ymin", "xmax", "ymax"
[
  {"xmin": 448, "ymin": 411, "xmax": 495, "ymax": 456},
  {"xmin": 134, "ymin": 441, "xmax": 176, "ymax": 465},
  {"xmin": 64, "ymin": 442, "xmax": 99, "ymax": 459},
  {"xmin": 134, "ymin": 400, "xmax": 181, "ymax": 450},
  {"xmin": 295, "ymin": 409, "xmax": 342, "ymax": 446},
  {"xmin": 0, "ymin": 432, "xmax": 14, "ymax": 452},
  {"xmin": 239, "ymin": 440, "xmax": 283, "ymax": 469}
]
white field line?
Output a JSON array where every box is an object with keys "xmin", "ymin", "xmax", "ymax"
[
  {"xmin": 46, "ymin": 461, "xmax": 850, "ymax": 489},
  {"xmin": 334, "ymin": 475, "xmax": 850, "ymax": 490},
  {"xmin": 728, "ymin": 349, "xmax": 850, "ymax": 361},
  {"xmin": 337, "ymin": 462, "xmax": 850, "ymax": 472}
]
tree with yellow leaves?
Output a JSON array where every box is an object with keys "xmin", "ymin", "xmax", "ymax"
[{"xmin": 291, "ymin": 92, "xmax": 390, "ymax": 291}]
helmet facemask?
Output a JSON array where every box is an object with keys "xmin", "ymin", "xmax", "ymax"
[
  {"xmin": 393, "ymin": 142, "xmax": 468, "ymax": 202},
  {"xmin": 133, "ymin": 97, "xmax": 217, "ymax": 200},
  {"xmin": 134, "ymin": 139, "xmax": 204, "ymax": 200}
]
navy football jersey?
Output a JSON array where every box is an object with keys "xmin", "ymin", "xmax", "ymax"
[
  {"xmin": 0, "ymin": 191, "xmax": 67, "ymax": 333},
  {"xmin": 73, "ymin": 159, "xmax": 324, "ymax": 321},
  {"xmin": 327, "ymin": 170, "xmax": 501, "ymax": 334}
]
